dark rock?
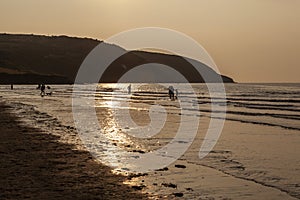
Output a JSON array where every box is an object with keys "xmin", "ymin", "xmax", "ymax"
[
  {"xmin": 155, "ymin": 167, "xmax": 169, "ymax": 171},
  {"xmin": 132, "ymin": 149, "xmax": 145, "ymax": 154},
  {"xmin": 162, "ymin": 183, "xmax": 177, "ymax": 188},
  {"xmin": 173, "ymin": 192, "xmax": 184, "ymax": 197},
  {"xmin": 175, "ymin": 164, "xmax": 186, "ymax": 169},
  {"xmin": 131, "ymin": 185, "xmax": 146, "ymax": 190}
]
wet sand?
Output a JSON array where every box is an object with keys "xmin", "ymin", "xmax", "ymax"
[
  {"xmin": 0, "ymin": 99, "xmax": 297, "ymax": 200},
  {"xmin": 0, "ymin": 101, "xmax": 147, "ymax": 200}
]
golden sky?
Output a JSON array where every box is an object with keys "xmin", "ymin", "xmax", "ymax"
[{"xmin": 0, "ymin": 0, "xmax": 299, "ymax": 83}]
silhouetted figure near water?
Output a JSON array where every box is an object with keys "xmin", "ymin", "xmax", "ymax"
[
  {"xmin": 175, "ymin": 89, "xmax": 178, "ymax": 99},
  {"xmin": 46, "ymin": 86, "xmax": 52, "ymax": 96},
  {"xmin": 10, "ymin": 84, "xmax": 13, "ymax": 90},
  {"xmin": 168, "ymin": 86, "xmax": 175, "ymax": 100},
  {"xmin": 40, "ymin": 84, "xmax": 45, "ymax": 97},
  {"xmin": 127, "ymin": 84, "xmax": 131, "ymax": 94}
]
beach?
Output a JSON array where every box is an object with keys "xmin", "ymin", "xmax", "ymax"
[
  {"xmin": 0, "ymin": 101, "xmax": 149, "ymax": 199},
  {"xmin": 0, "ymin": 83, "xmax": 299, "ymax": 199}
]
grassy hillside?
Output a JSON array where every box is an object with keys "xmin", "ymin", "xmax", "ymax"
[{"xmin": 0, "ymin": 33, "xmax": 234, "ymax": 84}]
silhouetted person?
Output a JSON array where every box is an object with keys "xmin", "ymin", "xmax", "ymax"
[
  {"xmin": 168, "ymin": 86, "xmax": 175, "ymax": 100},
  {"xmin": 10, "ymin": 84, "xmax": 13, "ymax": 90},
  {"xmin": 46, "ymin": 86, "xmax": 52, "ymax": 96},
  {"xmin": 127, "ymin": 84, "xmax": 131, "ymax": 94},
  {"xmin": 40, "ymin": 84, "xmax": 46, "ymax": 97},
  {"xmin": 175, "ymin": 89, "xmax": 178, "ymax": 99}
]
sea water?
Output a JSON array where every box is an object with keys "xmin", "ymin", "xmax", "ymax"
[{"xmin": 0, "ymin": 83, "xmax": 299, "ymax": 198}]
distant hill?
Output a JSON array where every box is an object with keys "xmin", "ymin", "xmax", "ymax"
[
  {"xmin": 0, "ymin": 33, "xmax": 234, "ymax": 84},
  {"xmin": 0, "ymin": 67, "xmax": 70, "ymax": 84}
]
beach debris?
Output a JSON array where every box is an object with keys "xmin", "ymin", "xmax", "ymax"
[{"xmin": 175, "ymin": 164, "xmax": 186, "ymax": 169}]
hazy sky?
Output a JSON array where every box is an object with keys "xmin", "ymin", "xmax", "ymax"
[{"xmin": 0, "ymin": 0, "xmax": 299, "ymax": 83}]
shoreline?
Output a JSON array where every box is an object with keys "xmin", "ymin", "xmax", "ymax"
[
  {"xmin": 0, "ymin": 83, "xmax": 299, "ymax": 199},
  {"xmin": 0, "ymin": 100, "xmax": 148, "ymax": 200}
]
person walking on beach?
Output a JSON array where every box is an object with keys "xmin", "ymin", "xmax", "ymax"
[
  {"xmin": 46, "ymin": 86, "xmax": 52, "ymax": 96},
  {"xmin": 127, "ymin": 84, "xmax": 131, "ymax": 94},
  {"xmin": 40, "ymin": 84, "xmax": 46, "ymax": 97},
  {"xmin": 175, "ymin": 89, "xmax": 178, "ymax": 99},
  {"xmin": 168, "ymin": 86, "xmax": 175, "ymax": 100}
]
